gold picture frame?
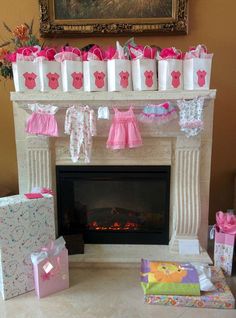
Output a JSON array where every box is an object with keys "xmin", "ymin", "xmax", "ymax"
[{"xmin": 39, "ymin": 0, "xmax": 188, "ymax": 37}]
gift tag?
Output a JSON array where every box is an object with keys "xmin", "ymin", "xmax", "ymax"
[{"xmin": 43, "ymin": 261, "xmax": 54, "ymax": 274}]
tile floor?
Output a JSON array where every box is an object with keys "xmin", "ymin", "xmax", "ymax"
[{"xmin": 0, "ymin": 267, "xmax": 235, "ymax": 318}]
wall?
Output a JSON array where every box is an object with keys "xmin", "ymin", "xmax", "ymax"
[{"xmin": 0, "ymin": 0, "xmax": 235, "ymax": 222}]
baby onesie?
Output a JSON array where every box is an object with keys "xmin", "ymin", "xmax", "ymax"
[
  {"xmin": 26, "ymin": 103, "xmax": 59, "ymax": 137},
  {"xmin": 64, "ymin": 105, "xmax": 96, "ymax": 163},
  {"xmin": 177, "ymin": 97, "xmax": 204, "ymax": 137}
]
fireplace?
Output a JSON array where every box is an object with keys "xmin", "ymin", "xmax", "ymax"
[{"xmin": 56, "ymin": 166, "xmax": 170, "ymax": 244}]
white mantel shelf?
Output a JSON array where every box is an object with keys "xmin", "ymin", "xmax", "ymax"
[{"xmin": 11, "ymin": 89, "xmax": 216, "ymax": 102}]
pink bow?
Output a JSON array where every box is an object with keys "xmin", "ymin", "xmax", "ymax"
[{"xmin": 216, "ymin": 211, "xmax": 236, "ymax": 235}]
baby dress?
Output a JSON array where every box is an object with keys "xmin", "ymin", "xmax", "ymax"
[
  {"xmin": 138, "ymin": 102, "xmax": 177, "ymax": 124},
  {"xmin": 26, "ymin": 103, "xmax": 59, "ymax": 137},
  {"xmin": 106, "ymin": 106, "xmax": 142, "ymax": 150},
  {"xmin": 64, "ymin": 105, "xmax": 96, "ymax": 163}
]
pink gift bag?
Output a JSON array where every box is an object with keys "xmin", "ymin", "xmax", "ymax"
[
  {"xmin": 213, "ymin": 211, "xmax": 236, "ymax": 276},
  {"xmin": 31, "ymin": 237, "xmax": 69, "ymax": 298}
]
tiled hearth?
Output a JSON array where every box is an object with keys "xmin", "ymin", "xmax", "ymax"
[{"xmin": 10, "ymin": 90, "xmax": 216, "ymax": 264}]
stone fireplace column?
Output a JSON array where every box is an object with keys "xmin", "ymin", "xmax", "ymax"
[
  {"xmin": 13, "ymin": 103, "xmax": 54, "ymax": 193},
  {"xmin": 169, "ymin": 136, "xmax": 202, "ymax": 252}
]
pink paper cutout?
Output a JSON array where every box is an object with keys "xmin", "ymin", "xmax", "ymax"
[
  {"xmin": 46, "ymin": 72, "xmax": 60, "ymax": 89},
  {"xmin": 171, "ymin": 71, "xmax": 181, "ymax": 88},
  {"xmin": 197, "ymin": 70, "xmax": 207, "ymax": 87},
  {"xmin": 71, "ymin": 72, "xmax": 83, "ymax": 89},
  {"xmin": 144, "ymin": 70, "xmax": 154, "ymax": 87},
  {"xmin": 94, "ymin": 71, "xmax": 105, "ymax": 88},
  {"xmin": 119, "ymin": 71, "xmax": 129, "ymax": 88},
  {"xmin": 23, "ymin": 72, "xmax": 37, "ymax": 89}
]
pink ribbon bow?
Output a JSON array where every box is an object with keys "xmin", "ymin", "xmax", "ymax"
[{"xmin": 216, "ymin": 211, "xmax": 236, "ymax": 235}]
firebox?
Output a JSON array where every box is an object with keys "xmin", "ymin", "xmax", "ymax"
[{"xmin": 56, "ymin": 166, "xmax": 170, "ymax": 244}]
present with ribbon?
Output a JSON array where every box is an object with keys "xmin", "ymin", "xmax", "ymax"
[
  {"xmin": 7, "ymin": 46, "xmax": 41, "ymax": 92},
  {"xmin": 129, "ymin": 45, "xmax": 158, "ymax": 91},
  {"xmin": 157, "ymin": 47, "xmax": 183, "ymax": 91},
  {"xmin": 55, "ymin": 46, "xmax": 83, "ymax": 92},
  {"xmin": 183, "ymin": 44, "xmax": 213, "ymax": 90},
  {"xmin": 36, "ymin": 47, "xmax": 62, "ymax": 92},
  {"xmin": 31, "ymin": 236, "xmax": 69, "ymax": 298},
  {"xmin": 82, "ymin": 45, "xmax": 107, "ymax": 92},
  {"xmin": 105, "ymin": 41, "xmax": 132, "ymax": 92},
  {"xmin": 212, "ymin": 211, "xmax": 236, "ymax": 276}
]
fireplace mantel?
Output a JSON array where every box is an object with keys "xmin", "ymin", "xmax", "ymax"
[{"xmin": 11, "ymin": 90, "xmax": 216, "ymax": 264}]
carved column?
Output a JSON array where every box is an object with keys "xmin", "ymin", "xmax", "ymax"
[
  {"xmin": 169, "ymin": 136, "xmax": 202, "ymax": 252},
  {"xmin": 26, "ymin": 136, "xmax": 52, "ymax": 191},
  {"xmin": 13, "ymin": 102, "xmax": 53, "ymax": 193}
]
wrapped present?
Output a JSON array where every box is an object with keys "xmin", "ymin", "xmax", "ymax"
[
  {"xmin": 31, "ymin": 237, "xmax": 69, "ymax": 298},
  {"xmin": 55, "ymin": 47, "xmax": 83, "ymax": 92},
  {"xmin": 144, "ymin": 267, "xmax": 235, "ymax": 309},
  {"xmin": 0, "ymin": 194, "xmax": 55, "ymax": 300},
  {"xmin": 183, "ymin": 44, "xmax": 213, "ymax": 90},
  {"xmin": 83, "ymin": 45, "xmax": 107, "ymax": 92},
  {"xmin": 157, "ymin": 47, "xmax": 183, "ymax": 91},
  {"xmin": 106, "ymin": 42, "xmax": 132, "ymax": 92},
  {"xmin": 141, "ymin": 259, "xmax": 200, "ymax": 296},
  {"xmin": 213, "ymin": 211, "xmax": 236, "ymax": 276},
  {"xmin": 130, "ymin": 45, "xmax": 157, "ymax": 91}
]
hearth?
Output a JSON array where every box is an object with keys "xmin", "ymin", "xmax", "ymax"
[{"xmin": 56, "ymin": 166, "xmax": 170, "ymax": 245}]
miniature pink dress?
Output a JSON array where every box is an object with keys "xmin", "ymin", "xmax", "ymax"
[
  {"xmin": 106, "ymin": 106, "xmax": 142, "ymax": 149},
  {"xmin": 26, "ymin": 103, "xmax": 59, "ymax": 137}
]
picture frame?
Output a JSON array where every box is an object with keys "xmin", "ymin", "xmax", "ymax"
[{"xmin": 39, "ymin": 0, "xmax": 188, "ymax": 37}]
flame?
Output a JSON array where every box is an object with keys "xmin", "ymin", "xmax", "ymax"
[{"xmin": 88, "ymin": 220, "xmax": 139, "ymax": 231}]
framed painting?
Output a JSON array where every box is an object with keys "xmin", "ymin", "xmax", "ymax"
[{"xmin": 39, "ymin": 0, "xmax": 188, "ymax": 37}]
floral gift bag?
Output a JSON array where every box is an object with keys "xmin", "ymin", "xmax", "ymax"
[
  {"xmin": 31, "ymin": 236, "xmax": 69, "ymax": 298},
  {"xmin": 9, "ymin": 46, "xmax": 41, "ymax": 92},
  {"xmin": 106, "ymin": 41, "xmax": 132, "ymax": 92},
  {"xmin": 157, "ymin": 47, "xmax": 183, "ymax": 91},
  {"xmin": 36, "ymin": 48, "xmax": 62, "ymax": 92},
  {"xmin": 213, "ymin": 211, "xmax": 236, "ymax": 276},
  {"xmin": 184, "ymin": 44, "xmax": 213, "ymax": 90},
  {"xmin": 83, "ymin": 45, "xmax": 107, "ymax": 92},
  {"xmin": 55, "ymin": 47, "xmax": 83, "ymax": 92},
  {"xmin": 130, "ymin": 45, "xmax": 157, "ymax": 91}
]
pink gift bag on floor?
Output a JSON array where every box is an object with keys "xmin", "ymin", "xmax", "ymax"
[
  {"xmin": 213, "ymin": 211, "xmax": 236, "ymax": 276},
  {"xmin": 31, "ymin": 237, "xmax": 69, "ymax": 298}
]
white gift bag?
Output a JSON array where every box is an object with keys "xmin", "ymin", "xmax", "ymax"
[
  {"xmin": 61, "ymin": 60, "xmax": 83, "ymax": 92},
  {"xmin": 184, "ymin": 58, "xmax": 212, "ymax": 90},
  {"xmin": 158, "ymin": 59, "xmax": 183, "ymax": 90},
  {"xmin": 132, "ymin": 59, "xmax": 157, "ymax": 91},
  {"xmin": 83, "ymin": 60, "xmax": 107, "ymax": 92},
  {"xmin": 107, "ymin": 59, "xmax": 132, "ymax": 92},
  {"xmin": 38, "ymin": 59, "xmax": 62, "ymax": 92},
  {"xmin": 12, "ymin": 61, "xmax": 40, "ymax": 92}
]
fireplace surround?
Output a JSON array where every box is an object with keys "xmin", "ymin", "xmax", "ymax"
[{"xmin": 10, "ymin": 90, "xmax": 216, "ymax": 263}]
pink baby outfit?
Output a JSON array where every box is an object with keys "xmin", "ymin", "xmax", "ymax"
[
  {"xmin": 64, "ymin": 105, "xmax": 96, "ymax": 163},
  {"xmin": 26, "ymin": 104, "xmax": 59, "ymax": 137},
  {"xmin": 106, "ymin": 107, "xmax": 142, "ymax": 150}
]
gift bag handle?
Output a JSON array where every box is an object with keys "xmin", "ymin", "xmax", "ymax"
[
  {"xmin": 46, "ymin": 48, "xmax": 57, "ymax": 60},
  {"xmin": 143, "ymin": 45, "xmax": 154, "ymax": 59},
  {"xmin": 72, "ymin": 47, "xmax": 82, "ymax": 56},
  {"xmin": 92, "ymin": 47, "xmax": 103, "ymax": 61}
]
